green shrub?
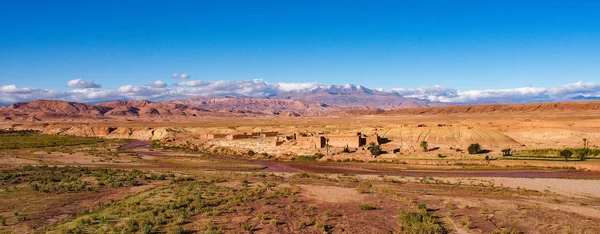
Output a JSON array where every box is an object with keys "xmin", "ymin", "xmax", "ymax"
[
  {"xmin": 293, "ymin": 156, "xmax": 318, "ymax": 162},
  {"xmin": 367, "ymin": 142, "xmax": 382, "ymax": 156},
  {"xmin": 560, "ymin": 149, "xmax": 573, "ymax": 161},
  {"xmin": 359, "ymin": 204, "xmax": 377, "ymax": 211},
  {"xmin": 398, "ymin": 206, "xmax": 444, "ymax": 234},
  {"xmin": 468, "ymin": 143, "xmax": 482, "ymax": 154},
  {"xmin": 343, "ymin": 145, "xmax": 351, "ymax": 153},
  {"xmin": 247, "ymin": 150, "xmax": 255, "ymax": 156},
  {"xmin": 166, "ymin": 226, "xmax": 184, "ymax": 234},
  {"xmin": 293, "ymin": 172, "xmax": 326, "ymax": 180},
  {"xmin": 124, "ymin": 219, "xmax": 139, "ymax": 232},
  {"xmin": 140, "ymin": 221, "xmax": 153, "ymax": 234}
]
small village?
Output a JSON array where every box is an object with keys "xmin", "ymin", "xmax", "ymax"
[{"xmin": 193, "ymin": 128, "xmax": 401, "ymax": 160}]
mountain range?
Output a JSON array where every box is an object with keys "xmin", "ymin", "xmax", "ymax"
[
  {"xmin": 1, "ymin": 84, "xmax": 597, "ymax": 121},
  {"xmin": 0, "ymin": 85, "xmax": 432, "ymax": 120}
]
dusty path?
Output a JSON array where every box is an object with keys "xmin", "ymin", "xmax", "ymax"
[{"xmin": 124, "ymin": 141, "xmax": 600, "ymax": 179}]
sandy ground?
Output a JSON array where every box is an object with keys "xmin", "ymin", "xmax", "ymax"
[
  {"xmin": 354, "ymin": 174, "xmax": 600, "ymax": 198},
  {"xmin": 299, "ymin": 184, "xmax": 367, "ymax": 203},
  {"xmin": 481, "ymin": 177, "xmax": 600, "ymax": 198}
]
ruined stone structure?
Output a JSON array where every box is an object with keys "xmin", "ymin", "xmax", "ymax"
[
  {"xmin": 207, "ymin": 130, "xmax": 381, "ymax": 150},
  {"xmin": 200, "ymin": 133, "xmax": 227, "ymax": 139},
  {"xmin": 325, "ymin": 133, "xmax": 381, "ymax": 148},
  {"xmin": 295, "ymin": 132, "xmax": 326, "ymax": 149},
  {"xmin": 226, "ymin": 133, "xmax": 251, "ymax": 140},
  {"xmin": 326, "ymin": 136, "xmax": 363, "ymax": 148},
  {"xmin": 222, "ymin": 131, "xmax": 280, "ymax": 140},
  {"xmin": 365, "ymin": 133, "xmax": 381, "ymax": 145},
  {"xmin": 251, "ymin": 131, "xmax": 278, "ymax": 137}
]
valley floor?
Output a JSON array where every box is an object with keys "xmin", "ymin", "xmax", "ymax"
[{"xmin": 1, "ymin": 134, "xmax": 600, "ymax": 233}]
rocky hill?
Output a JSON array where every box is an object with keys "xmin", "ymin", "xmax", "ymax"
[
  {"xmin": 381, "ymin": 101, "xmax": 600, "ymax": 115},
  {"xmin": 2, "ymin": 97, "xmax": 598, "ymax": 122},
  {"xmin": 0, "ymin": 84, "xmax": 447, "ymax": 122},
  {"xmin": 0, "ymin": 98, "xmax": 334, "ymax": 121}
]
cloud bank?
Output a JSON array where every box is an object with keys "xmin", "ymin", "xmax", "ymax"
[
  {"xmin": 1, "ymin": 79, "xmax": 599, "ymax": 105},
  {"xmin": 66, "ymin": 79, "xmax": 101, "ymax": 88},
  {"xmin": 171, "ymin": 73, "xmax": 190, "ymax": 79},
  {"xmin": 148, "ymin": 80, "xmax": 167, "ymax": 88},
  {"xmin": 392, "ymin": 81, "xmax": 600, "ymax": 103}
]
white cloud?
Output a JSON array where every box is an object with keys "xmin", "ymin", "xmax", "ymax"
[
  {"xmin": 0, "ymin": 84, "xmax": 37, "ymax": 94},
  {"xmin": 389, "ymin": 82, "xmax": 600, "ymax": 103},
  {"xmin": 0, "ymin": 85, "xmax": 64, "ymax": 103},
  {"xmin": 175, "ymin": 80, "xmax": 208, "ymax": 87},
  {"xmin": 391, "ymin": 85, "xmax": 459, "ymax": 102},
  {"xmin": 116, "ymin": 85, "xmax": 174, "ymax": 101},
  {"xmin": 65, "ymin": 89, "xmax": 119, "ymax": 102},
  {"xmin": 171, "ymin": 73, "xmax": 191, "ymax": 79},
  {"xmin": 2, "ymin": 79, "xmax": 600, "ymax": 104},
  {"xmin": 148, "ymin": 80, "xmax": 167, "ymax": 88},
  {"xmin": 548, "ymin": 81, "xmax": 600, "ymax": 97},
  {"xmin": 175, "ymin": 79, "xmax": 278, "ymax": 97},
  {"xmin": 66, "ymin": 78, "xmax": 101, "ymax": 88},
  {"xmin": 277, "ymin": 82, "xmax": 321, "ymax": 92},
  {"xmin": 448, "ymin": 87, "xmax": 548, "ymax": 103}
]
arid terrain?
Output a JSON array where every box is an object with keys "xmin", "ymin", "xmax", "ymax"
[{"xmin": 1, "ymin": 100, "xmax": 600, "ymax": 233}]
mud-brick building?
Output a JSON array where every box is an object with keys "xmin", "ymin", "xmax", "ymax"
[
  {"xmin": 365, "ymin": 133, "xmax": 381, "ymax": 145},
  {"xmin": 224, "ymin": 131, "xmax": 280, "ymax": 140},
  {"xmin": 250, "ymin": 131, "xmax": 278, "ymax": 137},
  {"xmin": 295, "ymin": 133, "xmax": 326, "ymax": 149},
  {"xmin": 326, "ymin": 135, "xmax": 364, "ymax": 148},
  {"xmin": 200, "ymin": 133, "xmax": 228, "ymax": 139},
  {"xmin": 226, "ymin": 133, "xmax": 250, "ymax": 140},
  {"xmin": 325, "ymin": 133, "xmax": 381, "ymax": 148}
]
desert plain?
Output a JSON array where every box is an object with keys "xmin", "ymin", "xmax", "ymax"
[{"xmin": 1, "ymin": 100, "xmax": 600, "ymax": 233}]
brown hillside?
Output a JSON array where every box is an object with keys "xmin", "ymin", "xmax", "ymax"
[
  {"xmin": 8, "ymin": 100, "xmax": 110, "ymax": 116},
  {"xmin": 381, "ymin": 101, "xmax": 600, "ymax": 115}
]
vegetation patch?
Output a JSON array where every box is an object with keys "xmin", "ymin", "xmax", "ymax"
[
  {"xmin": 0, "ymin": 166, "xmax": 169, "ymax": 193},
  {"xmin": 516, "ymin": 148, "xmax": 600, "ymax": 157},
  {"xmin": 398, "ymin": 205, "xmax": 445, "ymax": 234},
  {"xmin": 291, "ymin": 155, "xmax": 318, "ymax": 162},
  {"xmin": 0, "ymin": 131, "xmax": 105, "ymax": 149},
  {"xmin": 48, "ymin": 178, "xmax": 300, "ymax": 233},
  {"xmin": 359, "ymin": 204, "xmax": 377, "ymax": 211}
]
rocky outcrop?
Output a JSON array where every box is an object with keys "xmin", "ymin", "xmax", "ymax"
[
  {"xmin": 382, "ymin": 101, "xmax": 600, "ymax": 115},
  {"xmin": 10, "ymin": 100, "xmax": 110, "ymax": 116},
  {"xmin": 42, "ymin": 125, "xmax": 175, "ymax": 140},
  {"xmin": 0, "ymin": 98, "xmax": 333, "ymax": 121},
  {"xmin": 4, "ymin": 97, "xmax": 599, "ymax": 121}
]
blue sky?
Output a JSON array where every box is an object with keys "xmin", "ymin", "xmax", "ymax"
[{"xmin": 1, "ymin": 0, "xmax": 599, "ymax": 103}]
